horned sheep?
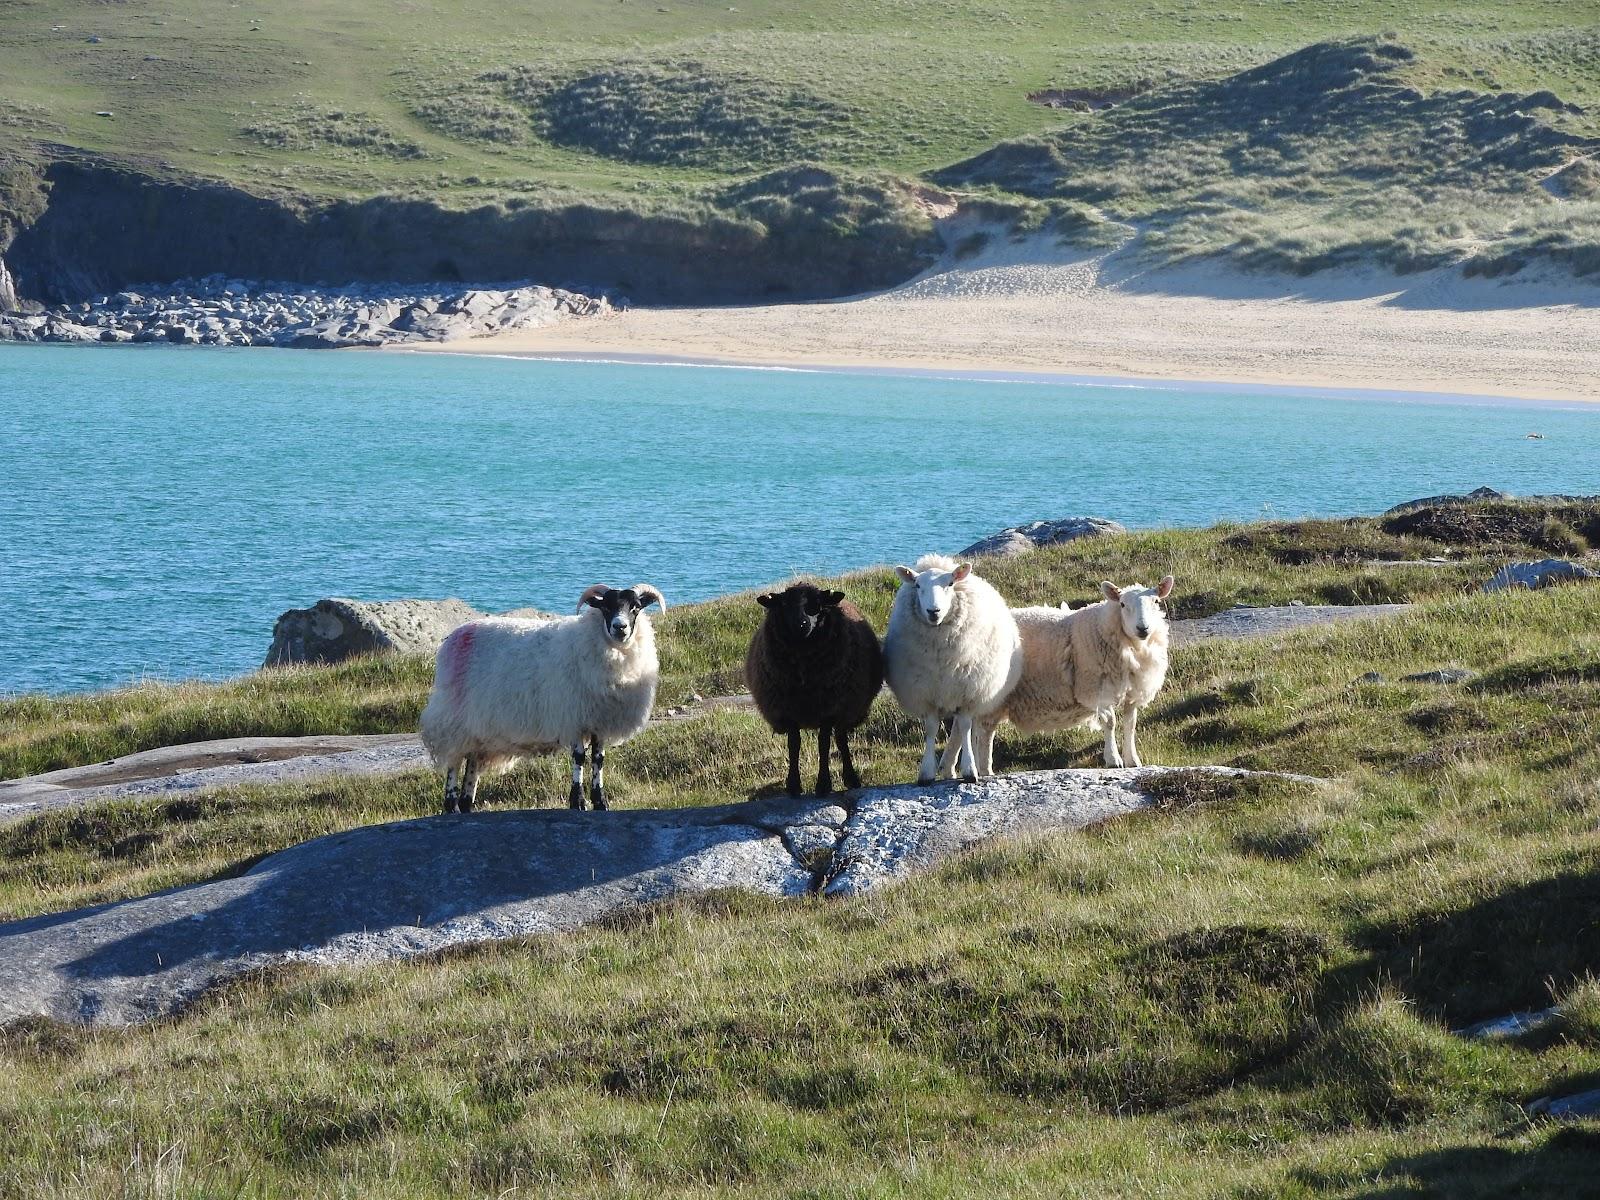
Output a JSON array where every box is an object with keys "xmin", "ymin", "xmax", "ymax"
[
  {"xmin": 884, "ymin": 554, "xmax": 1022, "ymax": 784},
  {"xmin": 745, "ymin": 582, "xmax": 884, "ymax": 797},
  {"xmin": 418, "ymin": 583, "xmax": 665, "ymax": 813},
  {"xmin": 975, "ymin": 577, "xmax": 1173, "ymax": 772}
]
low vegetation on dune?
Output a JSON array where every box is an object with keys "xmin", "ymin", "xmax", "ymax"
[
  {"xmin": 5, "ymin": 3, "xmax": 1600, "ymax": 287},
  {"xmin": 414, "ymin": 59, "xmax": 871, "ymax": 170},
  {"xmin": 938, "ymin": 36, "xmax": 1600, "ymax": 275}
]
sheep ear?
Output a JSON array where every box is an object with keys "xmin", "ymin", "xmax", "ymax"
[
  {"xmin": 756, "ymin": 592, "xmax": 775, "ymax": 609},
  {"xmin": 895, "ymin": 565, "xmax": 917, "ymax": 584},
  {"xmin": 633, "ymin": 584, "xmax": 665, "ymax": 612},
  {"xmin": 952, "ymin": 563, "xmax": 972, "ymax": 583},
  {"xmin": 1100, "ymin": 581, "xmax": 1121, "ymax": 602},
  {"xmin": 1059, "ymin": 600, "xmax": 1073, "ymax": 610},
  {"xmin": 577, "ymin": 584, "xmax": 610, "ymax": 613},
  {"xmin": 824, "ymin": 590, "xmax": 846, "ymax": 607},
  {"xmin": 1157, "ymin": 575, "xmax": 1175, "ymax": 599}
]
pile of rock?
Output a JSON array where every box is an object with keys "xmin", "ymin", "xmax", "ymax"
[{"xmin": 0, "ymin": 274, "xmax": 613, "ymax": 348}]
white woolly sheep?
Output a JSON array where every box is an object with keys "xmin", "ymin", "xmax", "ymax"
[
  {"xmin": 975, "ymin": 576, "xmax": 1173, "ymax": 771},
  {"xmin": 883, "ymin": 553, "xmax": 1023, "ymax": 784},
  {"xmin": 419, "ymin": 583, "xmax": 665, "ymax": 813}
]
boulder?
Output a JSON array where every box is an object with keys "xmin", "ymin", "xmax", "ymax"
[
  {"xmin": 1482, "ymin": 559, "xmax": 1599, "ymax": 592},
  {"xmin": 0, "ymin": 768, "xmax": 1305, "ymax": 1026},
  {"xmin": 959, "ymin": 516, "xmax": 1126, "ymax": 558},
  {"xmin": 264, "ymin": 597, "xmax": 491, "ymax": 666}
]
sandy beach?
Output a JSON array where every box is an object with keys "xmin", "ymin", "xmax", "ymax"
[{"xmin": 402, "ymin": 231, "xmax": 1600, "ymax": 404}]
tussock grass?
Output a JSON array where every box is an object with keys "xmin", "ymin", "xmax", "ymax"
[{"xmin": 2, "ymin": 513, "xmax": 1600, "ymax": 1193}]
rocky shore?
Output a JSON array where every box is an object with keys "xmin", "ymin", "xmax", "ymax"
[{"xmin": 0, "ymin": 273, "xmax": 613, "ymax": 349}]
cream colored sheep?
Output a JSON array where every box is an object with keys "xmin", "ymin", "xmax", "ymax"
[{"xmin": 975, "ymin": 577, "xmax": 1173, "ymax": 771}]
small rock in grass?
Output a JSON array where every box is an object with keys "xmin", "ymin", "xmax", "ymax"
[
  {"xmin": 1401, "ymin": 668, "xmax": 1477, "ymax": 685},
  {"xmin": 1354, "ymin": 671, "xmax": 1386, "ymax": 684},
  {"xmin": 1457, "ymin": 1007, "xmax": 1561, "ymax": 1040},
  {"xmin": 1483, "ymin": 559, "xmax": 1599, "ymax": 592},
  {"xmin": 1528, "ymin": 1088, "xmax": 1600, "ymax": 1119}
]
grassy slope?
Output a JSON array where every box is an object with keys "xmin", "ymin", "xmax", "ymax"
[
  {"xmin": 2, "ymin": 509, "xmax": 1600, "ymax": 1195},
  {"xmin": 2, "ymin": 2, "xmax": 1600, "ymax": 276}
]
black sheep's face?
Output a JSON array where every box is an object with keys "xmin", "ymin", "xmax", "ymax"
[
  {"xmin": 757, "ymin": 586, "xmax": 846, "ymax": 643},
  {"xmin": 580, "ymin": 585, "xmax": 665, "ymax": 645}
]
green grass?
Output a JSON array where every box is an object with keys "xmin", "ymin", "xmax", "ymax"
[
  {"xmin": 3, "ymin": 509, "xmax": 1600, "ymax": 1194},
  {"xmin": 4, "ymin": 3, "xmax": 1600, "ymax": 277}
]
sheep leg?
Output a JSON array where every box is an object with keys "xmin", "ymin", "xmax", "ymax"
[
  {"xmin": 785, "ymin": 728, "xmax": 803, "ymax": 797},
  {"xmin": 835, "ymin": 725, "xmax": 861, "ymax": 790},
  {"xmin": 459, "ymin": 754, "xmax": 480, "ymax": 813},
  {"xmin": 918, "ymin": 717, "xmax": 942, "ymax": 785},
  {"xmin": 1101, "ymin": 710, "xmax": 1124, "ymax": 768},
  {"xmin": 973, "ymin": 720, "xmax": 997, "ymax": 778},
  {"xmin": 568, "ymin": 741, "xmax": 587, "ymax": 810},
  {"xmin": 953, "ymin": 715, "xmax": 978, "ymax": 783},
  {"xmin": 589, "ymin": 737, "xmax": 608, "ymax": 810},
  {"xmin": 1119, "ymin": 706, "xmax": 1141, "ymax": 768},
  {"xmin": 815, "ymin": 724, "xmax": 833, "ymax": 797},
  {"xmin": 442, "ymin": 762, "xmax": 461, "ymax": 815}
]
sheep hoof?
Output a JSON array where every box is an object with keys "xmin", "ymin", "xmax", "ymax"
[
  {"xmin": 785, "ymin": 778, "xmax": 802, "ymax": 798},
  {"xmin": 961, "ymin": 772, "xmax": 978, "ymax": 784},
  {"xmin": 815, "ymin": 778, "xmax": 832, "ymax": 798},
  {"xmin": 591, "ymin": 789, "xmax": 609, "ymax": 811},
  {"xmin": 567, "ymin": 785, "xmax": 585, "ymax": 810},
  {"xmin": 916, "ymin": 774, "xmax": 935, "ymax": 786},
  {"xmin": 843, "ymin": 770, "xmax": 861, "ymax": 790}
]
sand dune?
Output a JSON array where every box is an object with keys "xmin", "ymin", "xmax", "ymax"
[{"xmin": 402, "ymin": 231, "xmax": 1600, "ymax": 404}]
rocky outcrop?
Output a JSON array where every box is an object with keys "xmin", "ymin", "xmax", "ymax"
[
  {"xmin": 1384, "ymin": 486, "xmax": 1510, "ymax": 515},
  {"xmin": 1168, "ymin": 603, "xmax": 1409, "ymax": 645},
  {"xmin": 958, "ymin": 517, "xmax": 1127, "ymax": 558},
  {"xmin": 1384, "ymin": 487, "xmax": 1599, "ymax": 516},
  {"xmin": 0, "ymin": 735, "xmax": 428, "ymax": 826},
  {"xmin": 0, "ymin": 276, "xmax": 610, "ymax": 349},
  {"xmin": 0, "ymin": 766, "xmax": 1301, "ymax": 1026},
  {"xmin": 1482, "ymin": 559, "xmax": 1599, "ymax": 591},
  {"xmin": 265, "ymin": 597, "xmax": 525, "ymax": 666}
]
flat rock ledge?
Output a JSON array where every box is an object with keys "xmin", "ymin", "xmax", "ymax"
[{"xmin": 0, "ymin": 767, "xmax": 1302, "ymax": 1026}]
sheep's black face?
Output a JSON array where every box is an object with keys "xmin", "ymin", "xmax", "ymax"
[
  {"xmin": 757, "ymin": 585, "xmax": 846, "ymax": 644},
  {"xmin": 590, "ymin": 588, "xmax": 646, "ymax": 644}
]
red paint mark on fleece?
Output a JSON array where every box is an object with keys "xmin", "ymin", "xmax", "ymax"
[{"xmin": 443, "ymin": 623, "xmax": 477, "ymax": 704}]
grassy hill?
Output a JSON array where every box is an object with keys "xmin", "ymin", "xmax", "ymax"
[
  {"xmin": 3, "ymin": 503, "xmax": 1600, "ymax": 1195},
  {"xmin": 2, "ymin": 2, "xmax": 1600, "ymax": 291}
]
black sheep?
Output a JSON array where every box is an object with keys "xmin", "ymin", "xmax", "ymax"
[{"xmin": 745, "ymin": 583, "xmax": 885, "ymax": 796}]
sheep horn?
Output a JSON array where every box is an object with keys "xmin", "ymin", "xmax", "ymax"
[
  {"xmin": 577, "ymin": 584, "xmax": 610, "ymax": 614},
  {"xmin": 633, "ymin": 584, "xmax": 666, "ymax": 612}
]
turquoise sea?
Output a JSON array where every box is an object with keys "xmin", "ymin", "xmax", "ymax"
[{"xmin": 2, "ymin": 344, "xmax": 1596, "ymax": 694}]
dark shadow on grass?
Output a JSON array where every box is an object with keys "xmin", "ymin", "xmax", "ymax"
[
  {"xmin": 1286, "ymin": 1126, "xmax": 1600, "ymax": 1199},
  {"xmin": 1356, "ymin": 863, "xmax": 1600, "ymax": 1024}
]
